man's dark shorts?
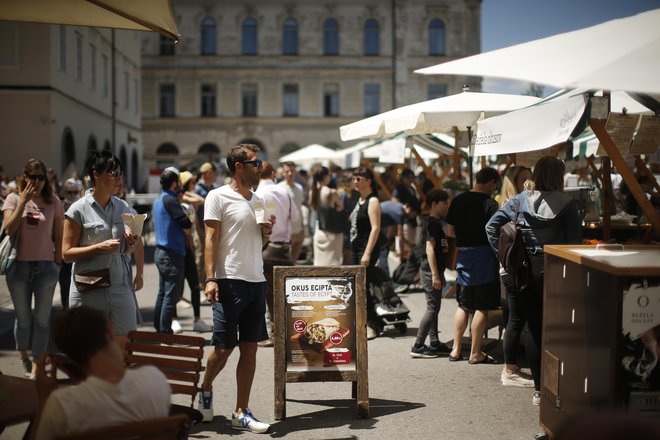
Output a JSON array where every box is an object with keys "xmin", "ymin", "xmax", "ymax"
[
  {"xmin": 211, "ymin": 279, "xmax": 268, "ymax": 349},
  {"xmin": 457, "ymin": 279, "xmax": 500, "ymax": 312}
]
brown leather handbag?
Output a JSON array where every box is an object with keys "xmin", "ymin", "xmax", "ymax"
[{"xmin": 74, "ymin": 268, "xmax": 111, "ymax": 292}]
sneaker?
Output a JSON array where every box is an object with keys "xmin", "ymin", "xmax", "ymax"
[
  {"xmin": 197, "ymin": 390, "xmax": 214, "ymax": 422},
  {"xmin": 366, "ymin": 325, "xmax": 378, "ymax": 340},
  {"xmin": 177, "ymin": 298, "xmax": 192, "ymax": 309},
  {"xmin": 21, "ymin": 357, "xmax": 33, "ymax": 378},
  {"xmin": 410, "ymin": 345, "xmax": 439, "ymax": 359},
  {"xmin": 171, "ymin": 320, "xmax": 183, "ymax": 334},
  {"xmin": 193, "ymin": 319, "xmax": 213, "ymax": 333},
  {"xmin": 257, "ymin": 338, "xmax": 274, "ymax": 348},
  {"xmin": 428, "ymin": 342, "xmax": 452, "ymax": 356},
  {"xmin": 532, "ymin": 391, "xmax": 541, "ymax": 406},
  {"xmin": 501, "ymin": 368, "xmax": 535, "ymax": 388},
  {"xmin": 231, "ymin": 408, "xmax": 270, "ymax": 433}
]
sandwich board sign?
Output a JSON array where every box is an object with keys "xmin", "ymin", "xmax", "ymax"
[{"xmin": 273, "ymin": 265, "xmax": 369, "ymax": 419}]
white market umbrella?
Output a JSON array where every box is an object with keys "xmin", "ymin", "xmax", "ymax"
[
  {"xmin": 471, "ymin": 88, "xmax": 655, "ymax": 157},
  {"xmin": 278, "ymin": 144, "xmax": 340, "ymax": 169},
  {"xmin": 0, "ymin": 0, "xmax": 179, "ymax": 41},
  {"xmin": 340, "ymin": 91, "xmax": 541, "ymax": 141},
  {"xmin": 416, "ymin": 9, "xmax": 660, "ymax": 95}
]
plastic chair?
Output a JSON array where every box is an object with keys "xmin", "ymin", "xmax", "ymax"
[
  {"xmin": 125, "ymin": 331, "xmax": 206, "ymax": 424},
  {"xmin": 54, "ymin": 413, "xmax": 189, "ymax": 440}
]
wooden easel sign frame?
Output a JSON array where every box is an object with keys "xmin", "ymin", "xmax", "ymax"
[{"xmin": 273, "ymin": 265, "xmax": 369, "ymax": 419}]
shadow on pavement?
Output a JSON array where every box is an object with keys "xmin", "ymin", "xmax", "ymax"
[{"xmin": 266, "ymin": 397, "xmax": 424, "ymax": 438}]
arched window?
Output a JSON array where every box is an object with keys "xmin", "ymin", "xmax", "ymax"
[
  {"xmin": 280, "ymin": 143, "xmax": 299, "ymax": 156},
  {"xmin": 87, "ymin": 135, "xmax": 98, "ymax": 159},
  {"xmin": 118, "ymin": 145, "xmax": 127, "ymax": 174},
  {"xmin": 428, "ymin": 19, "xmax": 445, "ymax": 56},
  {"xmin": 130, "ymin": 150, "xmax": 139, "ymax": 191},
  {"xmin": 282, "ymin": 18, "xmax": 298, "ymax": 55},
  {"xmin": 242, "ymin": 18, "xmax": 258, "ymax": 55},
  {"xmin": 201, "ymin": 18, "xmax": 216, "ymax": 55},
  {"xmin": 198, "ymin": 143, "xmax": 220, "ymax": 156},
  {"xmin": 62, "ymin": 128, "xmax": 75, "ymax": 174},
  {"xmin": 323, "ymin": 18, "xmax": 339, "ymax": 55},
  {"xmin": 364, "ymin": 19, "xmax": 379, "ymax": 56},
  {"xmin": 157, "ymin": 143, "xmax": 179, "ymax": 155}
]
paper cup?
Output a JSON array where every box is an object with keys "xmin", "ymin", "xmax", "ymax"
[
  {"xmin": 254, "ymin": 202, "xmax": 268, "ymax": 225},
  {"xmin": 122, "ymin": 213, "xmax": 147, "ymax": 236}
]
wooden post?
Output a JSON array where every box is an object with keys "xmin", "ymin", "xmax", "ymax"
[
  {"xmin": 410, "ymin": 146, "xmax": 440, "ymax": 188},
  {"xmin": 634, "ymin": 155, "xmax": 660, "ymax": 194},
  {"xmin": 590, "ymin": 119, "xmax": 660, "ymax": 238},
  {"xmin": 452, "ymin": 127, "xmax": 460, "ymax": 180},
  {"xmin": 601, "ymin": 157, "xmax": 613, "ymax": 241}
]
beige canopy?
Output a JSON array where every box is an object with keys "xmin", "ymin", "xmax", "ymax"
[{"xmin": 0, "ymin": 0, "xmax": 179, "ymax": 41}]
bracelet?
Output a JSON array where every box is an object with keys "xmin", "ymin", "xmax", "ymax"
[{"xmin": 205, "ymin": 277, "xmax": 219, "ymax": 284}]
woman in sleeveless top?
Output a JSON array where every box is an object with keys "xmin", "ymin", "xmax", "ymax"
[{"xmin": 349, "ymin": 166, "xmax": 383, "ymax": 339}]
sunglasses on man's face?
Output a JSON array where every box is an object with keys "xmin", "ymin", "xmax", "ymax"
[
  {"xmin": 27, "ymin": 174, "xmax": 47, "ymax": 181},
  {"xmin": 241, "ymin": 160, "xmax": 263, "ymax": 169}
]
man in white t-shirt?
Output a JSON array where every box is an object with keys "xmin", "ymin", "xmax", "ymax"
[
  {"xmin": 278, "ymin": 162, "xmax": 305, "ymax": 263},
  {"xmin": 197, "ymin": 144, "xmax": 274, "ymax": 434},
  {"xmin": 31, "ymin": 306, "xmax": 170, "ymax": 440},
  {"xmin": 255, "ymin": 161, "xmax": 300, "ymax": 347}
]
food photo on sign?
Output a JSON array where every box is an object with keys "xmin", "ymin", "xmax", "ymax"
[{"xmin": 285, "ymin": 277, "xmax": 357, "ymax": 372}]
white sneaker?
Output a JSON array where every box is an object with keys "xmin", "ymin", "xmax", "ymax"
[
  {"xmin": 532, "ymin": 391, "xmax": 541, "ymax": 406},
  {"xmin": 231, "ymin": 408, "xmax": 270, "ymax": 433},
  {"xmin": 501, "ymin": 368, "xmax": 535, "ymax": 387},
  {"xmin": 197, "ymin": 390, "xmax": 214, "ymax": 422},
  {"xmin": 171, "ymin": 320, "xmax": 183, "ymax": 334},
  {"xmin": 193, "ymin": 319, "xmax": 213, "ymax": 333}
]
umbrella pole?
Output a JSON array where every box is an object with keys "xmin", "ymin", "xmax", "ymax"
[
  {"xmin": 590, "ymin": 119, "xmax": 660, "ymax": 239},
  {"xmin": 453, "ymin": 127, "xmax": 461, "ymax": 181},
  {"xmin": 466, "ymin": 126, "xmax": 473, "ymax": 188}
]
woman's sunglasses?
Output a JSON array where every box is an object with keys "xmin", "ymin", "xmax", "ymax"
[
  {"xmin": 352, "ymin": 176, "xmax": 366, "ymax": 182},
  {"xmin": 108, "ymin": 170, "xmax": 124, "ymax": 178},
  {"xmin": 27, "ymin": 174, "xmax": 47, "ymax": 181}
]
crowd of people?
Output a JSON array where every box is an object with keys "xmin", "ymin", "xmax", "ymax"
[{"xmin": 1, "ymin": 148, "xmax": 656, "ymax": 437}]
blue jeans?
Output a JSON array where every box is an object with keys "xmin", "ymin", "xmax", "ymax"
[
  {"xmin": 154, "ymin": 247, "xmax": 184, "ymax": 333},
  {"xmin": 6, "ymin": 260, "xmax": 59, "ymax": 359}
]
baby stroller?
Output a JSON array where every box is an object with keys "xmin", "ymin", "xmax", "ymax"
[
  {"xmin": 391, "ymin": 242, "xmax": 423, "ymax": 292},
  {"xmin": 369, "ymin": 267, "xmax": 411, "ymax": 335}
]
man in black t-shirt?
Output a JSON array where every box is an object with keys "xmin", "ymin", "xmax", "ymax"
[{"xmin": 445, "ymin": 167, "xmax": 500, "ymax": 364}]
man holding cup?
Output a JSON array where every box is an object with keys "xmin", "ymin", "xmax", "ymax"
[{"xmin": 197, "ymin": 144, "xmax": 274, "ymax": 433}]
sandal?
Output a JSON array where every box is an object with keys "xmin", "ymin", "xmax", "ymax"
[
  {"xmin": 448, "ymin": 353, "xmax": 464, "ymax": 362},
  {"xmin": 468, "ymin": 353, "xmax": 496, "ymax": 364}
]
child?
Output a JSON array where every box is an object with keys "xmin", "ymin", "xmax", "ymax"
[{"xmin": 410, "ymin": 188, "xmax": 451, "ymax": 358}]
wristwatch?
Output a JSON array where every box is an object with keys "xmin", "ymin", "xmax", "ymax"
[{"xmin": 205, "ymin": 277, "xmax": 220, "ymax": 284}]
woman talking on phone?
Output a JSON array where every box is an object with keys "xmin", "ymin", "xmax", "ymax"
[
  {"xmin": 61, "ymin": 150, "xmax": 139, "ymax": 349},
  {"xmin": 2, "ymin": 159, "xmax": 63, "ymax": 377}
]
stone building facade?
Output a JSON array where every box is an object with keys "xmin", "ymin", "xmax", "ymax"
[
  {"xmin": 141, "ymin": 0, "xmax": 482, "ymax": 170},
  {"xmin": 0, "ymin": 23, "xmax": 143, "ymax": 190}
]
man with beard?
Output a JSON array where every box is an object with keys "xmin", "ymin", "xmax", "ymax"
[
  {"xmin": 152, "ymin": 167, "xmax": 192, "ymax": 334},
  {"xmin": 197, "ymin": 144, "xmax": 274, "ymax": 433}
]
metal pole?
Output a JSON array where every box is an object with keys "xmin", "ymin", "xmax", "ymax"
[
  {"xmin": 391, "ymin": 0, "xmax": 396, "ymax": 109},
  {"xmin": 111, "ymin": 29, "xmax": 116, "ymax": 152}
]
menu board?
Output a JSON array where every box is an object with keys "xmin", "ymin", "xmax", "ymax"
[
  {"xmin": 285, "ymin": 276, "xmax": 357, "ymax": 372},
  {"xmin": 595, "ymin": 112, "xmax": 639, "ymax": 156},
  {"xmin": 628, "ymin": 115, "xmax": 660, "ymax": 155}
]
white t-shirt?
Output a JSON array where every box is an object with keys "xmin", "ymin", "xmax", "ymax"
[
  {"xmin": 278, "ymin": 180, "xmax": 304, "ymax": 234},
  {"xmin": 256, "ymin": 179, "xmax": 300, "ymax": 243},
  {"xmin": 204, "ymin": 185, "xmax": 266, "ymax": 282},
  {"xmin": 35, "ymin": 366, "xmax": 170, "ymax": 440}
]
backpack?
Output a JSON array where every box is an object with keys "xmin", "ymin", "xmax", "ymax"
[{"xmin": 497, "ymin": 199, "xmax": 530, "ymax": 290}]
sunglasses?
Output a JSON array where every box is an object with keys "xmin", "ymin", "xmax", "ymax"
[
  {"xmin": 241, "ymin": 160, "xmax": 263, "ymax": 168},
  {"xmin": 108, "ymin": 170, "xmax": 124, "ymax": 178},
  {"xmin": 27, "ymin": 174, "xmax": 47, "ymax": 181},
  {"xmin": 65, "ymin": 190, "xmax": 79, "ymax": 195},
  {"xmin": 352, "ymin": 176, "xmax": 365, "ymax": 182}
]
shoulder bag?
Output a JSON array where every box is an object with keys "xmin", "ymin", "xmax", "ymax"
[{"xmin": 0, "ymin": 222, "xmax": 19, "ymax": 275}]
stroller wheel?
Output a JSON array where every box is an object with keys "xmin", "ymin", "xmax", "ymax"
[{"xmin": 395, "ymin": 323, "xmax": 408, "ymax": 335}]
